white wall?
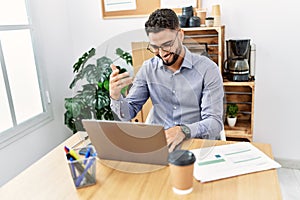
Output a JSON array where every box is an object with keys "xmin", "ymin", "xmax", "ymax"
[
  {"xmin": 0, "ymin": 0, "xmax": 74, "ymax": 186},
  {"xmin": 1, "ymin": 0, "xmax": 300, "ymax": 186}
]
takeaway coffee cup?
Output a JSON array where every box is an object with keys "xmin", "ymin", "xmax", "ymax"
[
  {"xmin": 168, "ymin": 150, "xmax": 196, "ymax": 195},
  {"xmin": 196, "ymin": 8, "xmax": 207, "ymax": 26}
]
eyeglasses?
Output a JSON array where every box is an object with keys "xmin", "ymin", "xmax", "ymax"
[{"xmin": 147, "ymin": 30, "xmax": 179, "ymax": 54}]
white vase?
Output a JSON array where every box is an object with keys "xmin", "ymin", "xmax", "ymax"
[{"xmin": 227, "ymin": 117, "xmax": 237, "ymax": 127}]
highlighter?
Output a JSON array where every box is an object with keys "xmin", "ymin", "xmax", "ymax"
[
  {"xmin": 69, "ymin": 149, "xmax": 80, "ymax": 160},
  {"xmin": 64, "ymin": 146, "xmax": 80, "ymax": 160},
  {"xmin": 66, "ymin": 153, "xmax": 76, "ymax": 161}
]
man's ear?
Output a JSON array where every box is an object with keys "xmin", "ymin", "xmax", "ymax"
[{"xmin": 178, "ymin": 29, "xmax": 185, "ymax": 42}]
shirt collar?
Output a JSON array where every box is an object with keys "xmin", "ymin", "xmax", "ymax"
[
  {"xmin": 158, "ymin": 46, "xmax": 193, "ymax": 71},
  {"xmin": 181, "ymin": 46, "xmax": 193, "ymax": 70}
]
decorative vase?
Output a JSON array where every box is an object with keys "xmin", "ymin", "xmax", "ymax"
[{"xmin": 227, "ymin": 117, "xmax": 237, "ymax": 127}]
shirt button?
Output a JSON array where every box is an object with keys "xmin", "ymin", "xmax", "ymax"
[
  {"xmin": 173, "ymin": 106, "xmax": 177, "ymax": 110},
  {"xmin": 121, "ymin": 113, "xmax": 125, "ymax": 117},
  {"xmin": 172, "ymin": 90, "xmax": 176, "ymax": 94}
]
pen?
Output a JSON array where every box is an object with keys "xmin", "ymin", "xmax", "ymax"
[
  {"xmin": 64, "ymin": 146, "xmax": 69, "ymax": 154},
  {"xmin": 83, "ymin": 147, "xmax": 91, "ymax": 165},
  {"xmin": 70, "ymin": 160, "xmax": 94, "ymax": 185},
  {"xmin": 69, "ymin": 157, "xmax": 77, "ymax": 178},
  {"xmin": 75, "ymin": 156, "xmax": 96, "ymax": 187}
]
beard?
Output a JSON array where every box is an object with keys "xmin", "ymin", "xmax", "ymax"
[
  {"xmin": 158, "ymin": 52, "xmax": 179, "ymax": 66},
  {"xmin": 157, "ymin": 43, "xmax": 183, "ymax": 66}
]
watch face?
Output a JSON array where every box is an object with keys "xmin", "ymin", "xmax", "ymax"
[
  {"xmin": 181, "ymin": 126, "xmax": 189, "ymax": 133},
  {"xmin": 181, "ymin": 125, "xmax": 191, "ymax": 139}
]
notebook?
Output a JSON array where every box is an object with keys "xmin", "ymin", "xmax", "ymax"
[{"xmin": 82, "ymin": 120, "xmax": 169, "ymax": 165}]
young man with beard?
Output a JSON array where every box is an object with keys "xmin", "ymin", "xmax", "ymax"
[{"xmin": 109, "ymin": 9, "xmax": 224, "ymax": 152}]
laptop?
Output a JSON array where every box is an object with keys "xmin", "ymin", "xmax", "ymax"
[{"xmin": 82, "ymin": 119, "xmax": 169, "ymax": 165}]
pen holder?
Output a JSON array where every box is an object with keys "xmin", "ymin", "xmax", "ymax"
[{"xmin": 67, "ymin": 145, "xmax": 97, "ymax": 188}]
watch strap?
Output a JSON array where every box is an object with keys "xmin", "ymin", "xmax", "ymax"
[{"xmin": 180, "ymin": 125, "xmax": 191, "ymax": 139}]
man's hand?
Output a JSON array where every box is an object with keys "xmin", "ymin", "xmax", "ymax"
[
  {"xmin": 165, "ymin": 126, "xmax": 186, "ymax": 152},
  {"xmin": 109, "ymin": 64, "xmax": 133, "ymax": 100}
]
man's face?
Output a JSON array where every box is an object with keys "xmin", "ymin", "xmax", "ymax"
[{"xmin": 148, "ymin": 29, "xmax": 183, "ymax": 66}]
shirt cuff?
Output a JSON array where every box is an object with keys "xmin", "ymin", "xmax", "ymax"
[
  {"xmin": 110, "ymin": 96, "xmax": 130, "ymax": 120},
  {"xmin": 188, "ymin": 123, "xmax": 199, "ymax": 138}
]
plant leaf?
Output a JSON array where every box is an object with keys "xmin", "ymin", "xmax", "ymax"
[
  {"xmin": 121, "ymin": 85, "xmax": 128, "ymax": 96},
  {"xmin": 115, "ymin": 48, "xmax": 133, "ymax": 66},
  {"xmin": 72, "ymin": 48, "xmax": 96, "ymax": 73},
  {"xmin": 103, "ymin": 80, "xmax": 109, "ymax": 91}
]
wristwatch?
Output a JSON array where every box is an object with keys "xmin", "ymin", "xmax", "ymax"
[{"xmin": 180, "ymin": 125, "xmax": 191, "ymax": 140}]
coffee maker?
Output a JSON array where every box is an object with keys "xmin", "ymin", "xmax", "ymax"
[{"xmin": 224, "ymin": 39, "xmax": 251, "ymax": 81}]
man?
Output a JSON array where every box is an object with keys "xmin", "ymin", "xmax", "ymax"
[{"xmin": 109, "ymin": 8, "xmax": 224, "ymax": 152}]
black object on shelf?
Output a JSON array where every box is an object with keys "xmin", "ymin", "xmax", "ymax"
[
  {"xmin": 182, "ymin": 6, "xmax": 193, "ymax": 18},
  {"xmin": 178, "ymin": 15, "xmax": 189, "ymax": 28},
  {"xmin": 189, "ymin": 16, "xmax": 200, "ymax": 27},
  {"xmin": 178, "ymin": 6, "xmax": 200, "ymax": 28}
]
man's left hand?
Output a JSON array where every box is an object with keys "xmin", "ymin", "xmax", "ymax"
[{"xmin": 165, "ymin": 126, "xmax": 185, "ymax": 152}]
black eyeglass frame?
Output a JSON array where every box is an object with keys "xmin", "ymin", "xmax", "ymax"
[{"xmin": 146, "ymin": 30, "xmax": 180, "ymax": 54}]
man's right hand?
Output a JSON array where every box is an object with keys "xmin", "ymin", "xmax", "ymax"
[{"xmin": 109, "ymin": 64, "xmax": 133, "ymax": 100}]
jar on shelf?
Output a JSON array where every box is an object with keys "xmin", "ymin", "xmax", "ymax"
[{"xmin": 205, "ymin": 17, "xmax": 214, "ymax": 27}]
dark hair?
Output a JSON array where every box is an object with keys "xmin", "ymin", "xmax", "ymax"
[{"xmin": 145, "ymin": 9, "xmax": 179, "ymax": 35}]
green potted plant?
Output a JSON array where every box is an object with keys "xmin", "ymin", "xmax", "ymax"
[
  {"xmin": 64, "ymin": 47, "xmax": 132, "ymax": 133},
  {"xmin": 226, "ymin": 103, "xmax": 238, "ymax": 127}
]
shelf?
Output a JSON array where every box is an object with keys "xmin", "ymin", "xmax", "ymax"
[
  {"xmin": 182, "ymin": 26, "xmax": 225, "ymax": 32},
  {"xmin": 224, "ymin": 119, "xmax": 252, "ymax": 141},
  {"xmin": 225, "ymin": 91, "xmax": 252, "ymax": 95},
  {"xmin": 225, "ymin": 130, "xmax": 252, "ymax": 141},
  {"xmin": 225, "ymin": 119, "xmax": 251, "ymax": 129},
  {"xmin": 223, "ymin": 80, "xmax": 255, "ymax": 87}
]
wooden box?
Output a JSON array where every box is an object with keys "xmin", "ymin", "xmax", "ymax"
[
  {"xmin": 223, "ymin": 81, "xmax": 255, "ymax": 141},
  {"xmin": 182, "ymin": 26, "xmax": 225, "ymax": 73}
]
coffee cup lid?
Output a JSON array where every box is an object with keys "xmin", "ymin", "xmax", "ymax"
[{"xmin": 168, "ymin": 150, "xmax": 196, "ymax": 166}]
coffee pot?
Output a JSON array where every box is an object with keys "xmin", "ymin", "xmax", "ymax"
[{"xmin": 224, "ymin": 39, "xmax": 251, "ymax": 81}]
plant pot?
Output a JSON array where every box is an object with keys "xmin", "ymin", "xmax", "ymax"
[{"xmin": 227, "ymin": 117, "xmax": 237, "ymax": 127}]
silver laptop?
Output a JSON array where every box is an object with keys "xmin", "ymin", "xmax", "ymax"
[{"xmin": 82, "ymin": 120, "xmax": 169, "ymax": 165}]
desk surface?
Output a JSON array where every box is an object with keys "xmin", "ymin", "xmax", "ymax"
[{"xmin": 0, "ymin": 133, "xmax": 282, "ymax": 200}]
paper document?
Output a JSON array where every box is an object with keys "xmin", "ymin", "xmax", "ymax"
[
  {"xmin": 190, "ymin": 142, "xmax": 281, "ymax": 182},
  {"xmin": 104, "ymin": 0, "xmax": 136, "ymax": 12},
  {"xmin": 160, "ymin": 0, "xmax": 197, "ymax": 8}
]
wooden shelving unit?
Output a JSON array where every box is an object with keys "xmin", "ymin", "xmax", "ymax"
[{"xmin": 223, "ymin": 80, "xmax": 255, "ymax": 141}]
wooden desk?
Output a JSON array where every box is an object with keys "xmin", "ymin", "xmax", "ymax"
[{"xmin": 0, "ymin": 133, "xmax": 282, "ymax": 200}]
